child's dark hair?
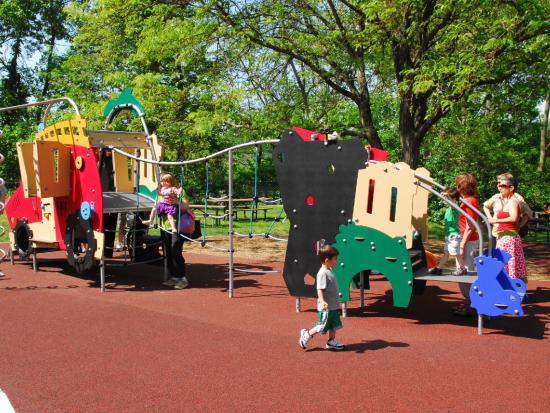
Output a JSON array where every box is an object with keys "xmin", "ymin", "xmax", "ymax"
[
  {"xmin": 443, "ymin": 187, "xmax": 460, "ymax": 202},
  {"xmin": 319, "ymin": 244, "xmax": 339, "ymax": 263}
]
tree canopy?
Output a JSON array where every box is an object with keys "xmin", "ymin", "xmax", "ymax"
[{"xmin": 0, "ymin": 0, "xmax": 549, "ymax": 208}]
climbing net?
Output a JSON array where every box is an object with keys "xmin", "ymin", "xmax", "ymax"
[{"xmin": 111, "ymin": 139, "xmax": 284, "ymax": 295}]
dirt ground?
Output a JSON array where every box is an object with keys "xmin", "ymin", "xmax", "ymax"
[{"xmin": 185, "ymin": 236, "xmax": 550, "ymax": 281}]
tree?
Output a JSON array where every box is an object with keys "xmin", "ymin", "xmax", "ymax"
[
  {"xmin": 175, "ymin": 0, "xmax": 550, "ymax": 167},
  {"xmin": 538, "ymin": 84, "xmax": 549, "ymax": 172}
]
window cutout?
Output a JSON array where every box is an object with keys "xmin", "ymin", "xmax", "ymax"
[
  {"xmin": 53, "ymin": 149, "xmax": 59, "ymax": 183},
  {"xmin": 367, "ymin": 179, "xmax": 375, "ymax": 214},
  {"xmin": 277, "ymin": 152, "xmax": 284, "ymax": 162},
  {"xmin": 328, "ymin": 164, "xmax": 336, "ymax": 174},
  {"xmin": 57, "ymin": 128, "xmax": 62, "ymax": 136},
  {"xmin": 390, "ymin": 187, "xmax": 398, "ymax": 222},
  {"xmin": 306, "ymin": 195, "xmax": 315, "ymax": 206},
  {"xmin": 64, "ymin": 127, "xmax": 70, "ymax": 135},
  {"xmin": 73, "ymin": 127, "xmax": 79, "ymax": 136}
]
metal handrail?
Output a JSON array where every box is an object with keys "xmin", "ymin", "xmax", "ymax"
[
  {"xmin": 415, "ymin": 173, "xmax": 492, "ymax": 254},
  {"xmin": 109, "ymin": 140, "xmax": 280, "ymax": 165},
  {"xmin": 0, "ymin": 98, "xmax": 80, "ymax": 123}
]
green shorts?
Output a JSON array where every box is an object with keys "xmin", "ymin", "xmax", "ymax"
[{"xmin": 313, "ymin": 309, "xmax": 342, "ymax": 334}]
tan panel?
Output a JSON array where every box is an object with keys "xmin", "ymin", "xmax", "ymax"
[
  {"xmin": 94, "ymin": 231, "xmax": 104, "ymax": 260},
  {"xmin": 113, "ymin": 151, "xmax": 134, "ymax": 192},
  {"xmin": 412, "ymin": 166, "xmax": 431, "ymax": 242},
  {"xmin": 34, "ymin": 141, "xmax": 71, "ymax": 198},
  {"xmin": 352, "ymin": 162, "xmax": 417, "ymax": 249},
  {"xmin": 139, "ymin": 133, "xmax": 164, "ymax": 190},
  {"xmin": 36, "ymin": 117, "xmax": 90, "ymax": 148},
  {"xmin": 87, "ymin": 130, "xmax": 148, "ymax": 148},
  {"xmin": 28, "ymin": 197, "xmax": 57, "ymax": 243},
  {"xmin": 31, "ymin": 241, "xmax": 58, "ymax": 249},
  {"xmin": 8, "ymin": 230, "xmax": 16, "ymax": 251},
  {"xmin": 16, "ymin": 142, "xmax": 37, "ymax": 197}
]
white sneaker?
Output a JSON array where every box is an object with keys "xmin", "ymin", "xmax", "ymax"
[
  {"xmin": 162, "ymin": 277, "xmax": 180, "ymax": 287},
  {"xmin": 326, "ymin": 339, "xmax": 345, "ymax": 351},
  {"xmin": 174, "ymin": 277, "xmax": 189, "ymax": 289},
  {"xmin": 299, "ymin": 329, "xmax": 311, "ymax": 349}
]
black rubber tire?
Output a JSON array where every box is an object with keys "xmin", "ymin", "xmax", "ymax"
[
  {"xmin": 64, "ymin": 211, "xmax": 97, "ymax": 273},
  {"xmin": 13, "ymin": 219, "xmax": 34, "ymax": 260}
]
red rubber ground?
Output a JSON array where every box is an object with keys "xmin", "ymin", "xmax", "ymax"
[{"xmin": 0, "ymin": 248, "xmax": 549, "ymax": 412}]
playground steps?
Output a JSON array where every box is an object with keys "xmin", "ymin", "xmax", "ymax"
[{"xmin": 408, "ymin": 249, "xmax": 425, "ymax": 272}]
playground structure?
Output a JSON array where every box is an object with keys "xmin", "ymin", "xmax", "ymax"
[
  {"xmin": 273, "ymin": 128, "xmax": 526, "ymax": 334},
  {"xmin": 0, "ymin": 92, "xmax": 165, "ymax": 286},
  {"xmin": 0, "ymin": 92, "xmax": 527, "ymax": 334}
]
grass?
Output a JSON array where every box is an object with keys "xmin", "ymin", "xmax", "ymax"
[{"xmin": 0, "ymin": 203, "xmax": 449, "ymax": 245}]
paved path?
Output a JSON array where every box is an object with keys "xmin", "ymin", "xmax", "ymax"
[{"xmin": 0, "ymin": 251, "xmax": 549, "ymax": 412}]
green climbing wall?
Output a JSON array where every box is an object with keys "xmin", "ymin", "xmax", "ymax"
[{"xmin": 332, "ymin": 223, "xmax": 413, "ymax": 307}]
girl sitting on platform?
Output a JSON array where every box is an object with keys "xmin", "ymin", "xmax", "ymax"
[{"xmin": 142, "ymin": 173, "xmax": 182, "ymax": 232}]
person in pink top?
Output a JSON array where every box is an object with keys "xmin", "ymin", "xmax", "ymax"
[
  {"xmin": 487, "ymin": 175, "xmax": 527, "ymax": 281},
  {"xmin": 142, "ymin": 173, "xmax": 183, "ymax": 232},
  {"xmin": 455, "ymin": 173, "xmax": 480, "ymax": 276}
]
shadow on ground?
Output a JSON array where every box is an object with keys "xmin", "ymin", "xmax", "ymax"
[{"xmin": 345, "ymin": 278, "xmax": 549, "ymax": 340}]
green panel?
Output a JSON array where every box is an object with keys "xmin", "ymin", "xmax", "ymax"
[
  {"xmin": 332, "ymin": 223, "xmax": 413, "ymax": 307},
  {"xmin": 103, "ymin": 88, "xmax": 145, "ymax": 118},
  {"xmin": 138, "ymin": 184, "xmax": 157, "ymax": 200}
]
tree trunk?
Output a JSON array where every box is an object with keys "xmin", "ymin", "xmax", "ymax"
[
  {"xmin": 357, "ymin": 99, "xmax": 383, "ymax": 148},
  {"xmin": 399, "ymin": 100, "xmax": 422, "ymax": 168},
  {"xmin": 538, "ymin": 87, "xmax": 549, "ymax": 172}
]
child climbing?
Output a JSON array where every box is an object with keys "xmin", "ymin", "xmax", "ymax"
[
  {"xmin": 142, "ymin": 172, "xmax": 183, "ymax": 232},
  {"xmin": 299, "ymin": 244, "xmax": 345, "ymax": 351},
  {"xmin": 429, "ymin": 188, "xmax": 465, "ymax": 275}
]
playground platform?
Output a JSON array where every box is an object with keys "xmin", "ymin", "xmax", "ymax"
[{"xmin": 0, "ymin": 248, "xmax": 549, "ymax": 412}]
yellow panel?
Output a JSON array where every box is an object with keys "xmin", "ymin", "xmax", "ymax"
[
  {"xmin": 94, "ymin": 231, "xmax": 104, "ymax": 260},
  {"xmin": 113, "ymin": 151, "xmax": 134, "ymax": 192},
  {"xmin": 33, "ymin": 141, "xmax": 71, "ymax": 198},
  {"xmin": 16, "ymin": 142, "xmax": 37, "ymax": 197},
  {"xmin": 353, "ymin": 162, "xmax": 417, "ymax": 249},
  {"xmin": 36, "ymin": 117, "xmax": 90, "ymax": 148},
  {"xmin": 139, "ymin": 133, "xmax": 164, "ymax": 191}
]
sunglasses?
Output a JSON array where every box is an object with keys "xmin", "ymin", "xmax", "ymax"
[{"xmin": 497, "ymin": 184, "xmax": 511, "ymax": 188}]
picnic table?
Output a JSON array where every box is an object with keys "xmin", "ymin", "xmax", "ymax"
[
  {"xmin": 189, "ymin": 197, "xmax": 277, "ymax": 225},
  {"xmin": 530, "ymin": 211, "xmax": 550, "ymax": 242}
]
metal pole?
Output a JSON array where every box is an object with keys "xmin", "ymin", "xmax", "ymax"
[
  {"xmin": 359, "ymin": 271, "xmax": 365, "ymax": 308},
  {"xmin": 228, "ymin": 149, "xmax": 234, "ymax": 298},
  {"xmin": 342, "ymin": 302, "xmax": 347, "ymax": 318},
  {"xmin": 32, "ymin": 251, "xmax": 38, "ymax": 272},
  {"xmin": 9, "ymin": 248, "xmax": 14, "ymax": 265},
  {"xmin": 100, "ymin": 258, "xmax": 105, "ymax": 292},
  {"xmin": 478, "ymin": 314, "xmax": 483, "ymax": 336},
  {"xmin": 295, "ymin": 297, "xmax": 301, "ymax": 313},
  {"xmin": 163, "ymin": 244, "xmax": 169, "ymax": 281}
]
